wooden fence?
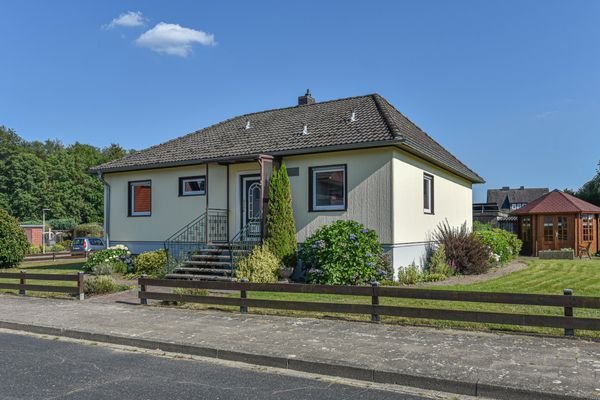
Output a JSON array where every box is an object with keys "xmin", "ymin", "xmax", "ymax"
[
  {"xmin": 138, "ymin": 277, "xmax": 600, "ymax": 337},
  {"xmin": 0, "ymin": 271, "xmax": 85, "ymax": 299},
  {"xmin": 24, "ymin": 253, "xmax": 86, "ymax": 262}
]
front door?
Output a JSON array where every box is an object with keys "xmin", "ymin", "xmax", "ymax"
[{"xmin": 240, "ymin": 174, "xmax": 262, "ymax": 238}]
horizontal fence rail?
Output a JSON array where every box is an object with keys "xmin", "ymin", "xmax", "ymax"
[
  {"xmin": 24, "ymin": 253, "xmax": 86, "ymax": 261},
  {"xmin": 0, "ymin": 271, "xmax": 85, "ymax": 299},
  {"xmin": 138, "ymin": 278, "xmax": 600, "ymax": 337}
]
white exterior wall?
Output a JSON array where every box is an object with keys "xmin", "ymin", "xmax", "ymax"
[
  {"xmin": 391, "ymin": 149, "xmax": 473, "ymax": 268},
  {"xmin": 282, "ymin": 148, "xmax": 393, "ymax": 244},
  {"xmin": 102, "ymin": 147, "xmax": 474, "ymax": 270}
]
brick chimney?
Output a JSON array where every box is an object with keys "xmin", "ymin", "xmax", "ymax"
[{"xmin": 298, "ymin": 89, "xmax": 316, "ymax": 106}]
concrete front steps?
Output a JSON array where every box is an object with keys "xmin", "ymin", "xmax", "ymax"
[{"xmin": 165, "ymin": 243, "xmax": 235, "ymax": 282}]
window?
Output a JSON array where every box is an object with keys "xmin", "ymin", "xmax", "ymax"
[
  {"xmin": 511, "ymin": 202, "xmax": 526, "ymax": 210},
  {"xmin": 521, "ymin": 217, "xmax": 531, "ymax": 242},
  {"xmin": 128, "ymin": 180, "xmax": 151, "ymax": 216},
  {"xmin": 179, "ymin": 176, "xmax": 206, "ymax": 196},
  {"xmin": 89, "ymin": 238, "xmax": 104, "ymax": 246},
  {"xmin": 309, "ymin": 165, "xmax": 346, "ymax": 211},
  {"xmin": 543, "ymin": 216, "xmax": 553, "ymax": 242},
  {"xmin": 423, "ymin": 174, "xmax": 434, "ymax": 214},
  {"xmin": 557, "ymin": 216, "xmax": 568, "ymax": 241},
  {"xmin": 583, "ymin": 214, "xmax": 594, "ymax": 242}
]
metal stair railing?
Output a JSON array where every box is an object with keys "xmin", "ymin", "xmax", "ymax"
[{"xmin": 230, "ymin": 218, "xmax": 262, "ymax": 272}]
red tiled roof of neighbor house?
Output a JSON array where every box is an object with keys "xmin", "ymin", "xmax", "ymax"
[{"xmin": 512, "ymin": 190, "xmax": 600, "ymax": 215}]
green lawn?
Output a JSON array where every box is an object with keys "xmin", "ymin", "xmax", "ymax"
[
  {"xmin": 180, "ymin": 258, "xmax": 600, "ymax": 338},
  {"xmin": 0, "ymin": 258, "xmax": 85, "ymax": 298}
]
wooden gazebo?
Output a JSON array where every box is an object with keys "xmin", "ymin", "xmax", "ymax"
[{"xmin": 512, "ymin": 190, "xmax": 600, "ymax": 256}]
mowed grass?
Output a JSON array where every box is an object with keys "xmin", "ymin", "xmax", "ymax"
[
  {"xmin": 0, "ymin": 258, "xmax": 85, "ymax": 298},
  {"xmin": 179, "ymin": 258, "xmax": 600, "ymax": 338}
]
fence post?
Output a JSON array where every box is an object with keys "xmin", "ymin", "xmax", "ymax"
[
  {"xmin": 563, "ymin": 288, "xmax": 574, "ymax": 337},
  {"xmin": 77, "ymin": 272, "xmax": 85, "ymax": 300},
  {"xmin": 140, "ymin": 274, "xmax": 148, "ymax": 305},
  {"xmin": 19, "ymin": 270, "xmax": 26, "ymax": 296},
  {"xmin": 371, "ymin": 281, "xmax": 380, "ymax": 323},
  {"xmin": 240, "ymin": 278, "xmax": 248, "ymax": 313}
]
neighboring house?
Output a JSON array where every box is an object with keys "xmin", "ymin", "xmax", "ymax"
[
  {"xmin": 473, "ymin": 186, "xmax": 549, "ymax": 232},
  {"xmin": 513, "ymin": 190, "xmax": 600, "ymax": 256},
  {"xmin": 91, "ymin": 92, "xmax": 484, "ymax": 271},
  {"xmin": 20, "ymin": 224, "xmax": 43, "ymax": 247}
]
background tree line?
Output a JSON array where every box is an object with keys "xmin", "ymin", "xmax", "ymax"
[
  {"xmin": 565, "ymin": 161, "xmax": 600, "ymax": 207},
  {"xmin": 0, "ymin": 125, "xmax": 133, "ymax": 224}
]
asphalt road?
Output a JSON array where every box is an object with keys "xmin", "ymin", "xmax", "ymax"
[{"xmin": 0, "ymin": 331, "xmax": 436, "ymax": 400}]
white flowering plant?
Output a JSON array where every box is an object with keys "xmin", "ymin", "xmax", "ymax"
[{"xmin": 83, "ymin": 245, "xmax": 135, "ymax": 274}]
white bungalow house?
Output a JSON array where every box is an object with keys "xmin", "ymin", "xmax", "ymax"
[{"xmin": 91, "ymin": 91, "xmax": 483, "ymax": 277}]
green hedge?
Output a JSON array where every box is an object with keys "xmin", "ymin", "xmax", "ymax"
[
  {"xmin": 0, "ymin": 209, "xmax": 29, "ymax": 268},
  {"xmin": 474, "ymin": 228, "xmax": 522, "ymax": 265}
]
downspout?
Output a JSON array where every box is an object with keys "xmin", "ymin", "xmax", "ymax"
[{"xmin": 97, "ymin": 172, "xmax": 111, "ymax": 247}]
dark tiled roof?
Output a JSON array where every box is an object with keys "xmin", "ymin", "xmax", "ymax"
[
  {"xmin": 487, "ymin": 187, "xmax": 549, "ymax": 210},
  {"xmin": 512, "ymin": 190, "xmax": 600, "ymax": 215},
  {"xmin": 92, "ymin": 94, "xmax": 484, "ymax": 183}
]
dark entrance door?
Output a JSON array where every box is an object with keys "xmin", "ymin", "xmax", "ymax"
[{"xmin": 240, "ymin": 174, "xmax": 262, "ymax": 239}]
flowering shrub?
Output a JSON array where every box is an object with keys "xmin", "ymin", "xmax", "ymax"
[
  {"xmin": 83, "ymin": 245, "xmax": 134, "ymax": 274},
  {"xmin": 300, "ymin": 220, "xmax": 383, "ymax": 285},
  {"xmin": 474, "ymin": 228, "xmax": 522, "ymax": 265}
]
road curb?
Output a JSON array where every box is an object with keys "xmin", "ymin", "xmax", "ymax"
[{"xmin": 0, "ymin": 320, "xmax": 592, "ymax": 400}]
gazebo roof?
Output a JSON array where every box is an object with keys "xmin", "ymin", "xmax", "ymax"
[{"xmin": 512, "ymin": 190, "xmax": 600, "ymax": 215}]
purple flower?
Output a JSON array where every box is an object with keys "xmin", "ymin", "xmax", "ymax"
[
  {"xmin": 361, "ymin": 229, "xmax": 369, "ymax": 234},
  {"xmin": 349, "ymin": 234, "xmax": 357, "ymax": 241},
  {"xmin": 367, "ymin": 262, "xmax": 374, "ymax": 267}
]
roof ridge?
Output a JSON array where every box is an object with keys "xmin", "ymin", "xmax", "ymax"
[
  {"xmin": 560, "ymin": 190, "xmax": 589, "ymax": 210},
  {"xmin": 371, "ymin": 94, "xmax": 403, "ymax": 138}
]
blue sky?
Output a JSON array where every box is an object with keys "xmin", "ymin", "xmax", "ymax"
[{"xmin": 1, "ymin": 1, "xmax": 598, "ymax": 202}]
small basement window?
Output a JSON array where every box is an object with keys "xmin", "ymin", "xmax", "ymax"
[
  {"xmin": 423, "ymin": 173, "xmax": 434, "ymax": 214},
  {"xmin": 309, "ymin": 165, "xmax": 346, "ymax": 211},
  {"xmin": 129, "ymin": 180, "xmax": 151, "ymax": 217},
  {"xmin": 179, "ymin": 176, "xmax": 206, "ymax": 196}
]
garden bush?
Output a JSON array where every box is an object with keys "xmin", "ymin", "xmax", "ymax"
[
  {"xmin": 48, "ymin": 218, "xmax": 77, "ymax": 231},
  {"xmin": 432, "ymin": 221, "xmax": 490, "ymax": 275},
  {"xmin": 474, "ymin": 228, "xmax": 522, "ymax": 265},
  {"xmin": 426, "ymin": 245, "xmax": 453, "ymax": 276},
  {"xmin": 83, "ymin": 245, "xmax": 134, "ymax": 274},
  {"xmin": 0, "ymin": 209, "xmax": 29, "ymax": 268},
  {"xmin": 73, "ymin": 223, "xmax": 103, "ymax": 238},
  {"xmin": 264, "ymin": 164, "xmax": 297, "ymax": 269},
  {"xmin": 235, "ymin": 245, "xmax": 279, "ymax": 283},
  {"xmin": 397, "ymin": 264, "xmax": 422, "ymax": 285},
  {"xmin": 84, "ymin": 275, "xmax": 117, "ymax": 295},
  {"xmin": 50, "ymin": 243, "xmax": 65, "ymax": 252},
  {"xmin": 135, "ymin": 249, "xmax": 167, "ymax": 277},
  {"xmin": 60, "ymin": 239, "xmax": 72, "ymax": 250},
  {"xmin": 27, "ymin": 245, "xmax": 42, "ymax": 255},
  {"xmin": 300, "ymin": 220, "xmax": 383, "ymax": 285},
  {"xmin": 91, "ymin": 263, "xmax": 113, "ymax": 276}
]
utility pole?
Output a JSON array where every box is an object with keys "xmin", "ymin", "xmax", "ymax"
[{"xmin": 42, "ymin": 208, "xmax": 51, "ymax": 254}]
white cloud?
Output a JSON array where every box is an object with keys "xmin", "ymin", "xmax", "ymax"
[
  {"xmin": 105, "ymin": 11, "xmax": 146, "ymax": 29},
  {"xmin": 135, "ymin": 22, "xmax": 216, "ymax": 57}
]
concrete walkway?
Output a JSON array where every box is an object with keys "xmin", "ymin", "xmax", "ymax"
[{"xmin": 0, "ymin": 294, "xmax": 599, "ymax": 400}]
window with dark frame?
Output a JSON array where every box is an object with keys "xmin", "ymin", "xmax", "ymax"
[
  {"xmin": 179, "ymin": 176, "xmax": 206, "ymax": 196},
  {"xmin": 423, "ymin": 173, "xmax": 434, "ymax": 214},
  {"xmin": 129, "ymin": 180, "xmax": 151, "ymax": 217},
  {"xmin": 309, "ymin": 165, "xmax": 346, "ymax": 211},
  {"xmin": 583, "ymin": 214, "xmax": 594, "ymax": 242}
]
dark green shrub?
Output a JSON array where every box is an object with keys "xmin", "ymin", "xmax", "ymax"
[
  {"xmin": 84, "ymin": 275, "xmax": 117, "ymax": 295},
  {"xmin": 264, "ymin": 164, "xmax": 297, "ymax": 269},
  {"xmin": 135, "ymin": 249, "xmax": 167, "ymax": 277},
  {"xmin": 0, "ymin": 209, "xmax": 29, "ymax": 268},
  {"xmin": 432, "ymin": 221, "xmax": 490, "ymax": 275},
  {"xmin": 48, "ymin": 218, "xmax": 77, "ymax": 231},
  {"xmin": 235, "ymin": 245, "xmax": 279, "ymax": 283},
  {"xmin": 74, "ymin": 223, "xmax": 103, "ymax": 238},
  {"xmin": 300, "ymin": 220, "xmax": 383, "ymax": 285},
  {"xmin": 474, "ymin": 228, "xmax": 522, "ymax": 265}
]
